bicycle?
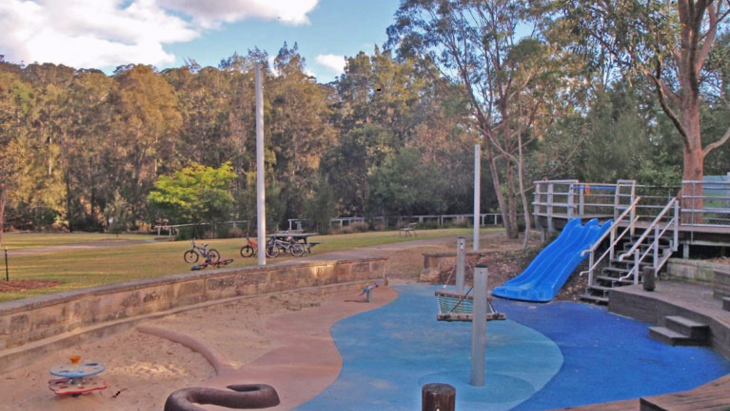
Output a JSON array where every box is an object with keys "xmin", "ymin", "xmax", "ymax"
[
  {"xmin": 266, "ymin": 236, "xmax": 306, "ymax": 258},
  {"xmin": 240, "ymin": 234, "xmax": 258, "ymax": 258},
  {"xmin": 184, "ymin": 239, "xmax": 221, "ymax": 264}
]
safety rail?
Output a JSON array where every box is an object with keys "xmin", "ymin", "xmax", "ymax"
[
  {"xmin": 533, "ymin": 179, "xmax": 730, "ymax": 230},
  {"xmin": 617, "ymin": 198, "xmax": 679, "ymax": 283},
  {"xmin": 680, "ymin": 179, "xmax": 730, "ymax": 227},
  {"xmin": 579, "ymin": 197, "xmax": 642, "ymax": 286}
]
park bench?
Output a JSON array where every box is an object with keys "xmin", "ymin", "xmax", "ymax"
[{"xmin": 399, "ymin": 223, "xmax": 418, "ymax": 237}]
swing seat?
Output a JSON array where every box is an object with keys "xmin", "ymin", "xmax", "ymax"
[{"xmin": 435, "ymin": 289, "xmax": 506, "ymax": 322}]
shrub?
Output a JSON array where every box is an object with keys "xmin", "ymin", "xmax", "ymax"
[
  {"xmin": 227, "ymin": 226, "xmax": 244, "ymax": 238},
  {"xmin": 450, "ymin": 218, "xmax": 472, "ymax": 228},
  {"xmin": 351, "ymin": 221, "xmax": 369, "ymax": 233}
]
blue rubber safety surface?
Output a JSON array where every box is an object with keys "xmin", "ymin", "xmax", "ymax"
[{"xmin": 293, "ymin": 284, "xmax": 730, "ymax": 411}]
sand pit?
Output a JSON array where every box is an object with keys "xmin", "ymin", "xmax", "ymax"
[{"xmin": 0, "ymin": 286, "xmax": 397, "ymax": 411}]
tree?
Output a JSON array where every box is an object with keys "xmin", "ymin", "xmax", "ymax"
[
  {"xmin": 302, "ymin": 174, "xmax": 337, "ymax": 234},
  {"xmin": 388, "ymin": 0, "xmax": 567, "ymax": 239},
  {"xmin": 562, "ymin": 0, "xmax": 730, "ymax": 207},
  {"xmin": 322, "ymin": 125, "xmax": 393, "ymax": 215},
  {"xmin": 0, "ymin": 71, "xmax": 32, "ymax": 244},
  {"xmin": 147, "ymin": 162, "xmax": 237, "ymax": 228},
  {"xmin": 109, "ymin": 65, "xmax": 183, "ymax": 224},
  {"xmin": 267, "ymin": 43, "xmax": 335, "ymax": 222}
]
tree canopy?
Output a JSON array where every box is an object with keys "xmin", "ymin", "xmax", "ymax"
[{"xmin": 2, "ymin": 2, "xmax": 730, "ymax": 239}]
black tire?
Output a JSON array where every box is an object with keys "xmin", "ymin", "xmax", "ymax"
[
  {"xmin": 240, "ymin": 245, "xmax": 256, "ymax": 258},
  {"xmin": 290, "ymin": 243, "xmax": 306, "ymax": 257},
  {"xmin": 266, "ymin": 243, "xmax": 279, "ymax": 258},
  {"xmin": 206, "ymin": 249, "xmax": 221, "ymax": 263},
  {"xmin": 184, "ymin": 250, "xmax": 198, "ymax": 264}
]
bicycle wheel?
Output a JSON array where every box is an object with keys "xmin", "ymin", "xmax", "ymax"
[
  {"xmin": 240, "ymin": 245, "xmax": 256, "ymax": 258},
  {"xmin": 290, "ymin": 243, "xmax": 306, "ymax": 257},
  {"xmin": 184, "ymin": 250, "xmax": 198, "ymax": 264},
  {"xmin": 206, "ymin": 249, "xmax": 221, "ymax": 263},
  {"xmin": 266, "ymin": 243, "xmax": 280, "ymax": 258}
]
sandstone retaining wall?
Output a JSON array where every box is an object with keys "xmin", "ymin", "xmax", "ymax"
[{"xmin": 0, "ymin": 258, "xmax": 386, "ymax": 373}]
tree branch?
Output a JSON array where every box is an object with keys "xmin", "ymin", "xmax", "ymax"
[{"xmin": 704, "ymin": 124, "xmax": 730, "ymax": 155}]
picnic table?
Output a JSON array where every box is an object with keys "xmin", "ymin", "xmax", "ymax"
[
  {"xmin": 267, "ymin": 232, "xmax": 321, "ymax": 253},
  {"xmin": 399, "ymin": 223, "xmax": 418, "ymax": 237}
]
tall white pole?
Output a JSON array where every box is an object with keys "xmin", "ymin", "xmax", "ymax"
[
  {"xmin": 470, "ymin": 264, "xmax": 488, "ymax": 386},
  {"xmin": 456, "ymin": 237, "xmax": 466, "ymax": 293},
  {"xmin": 473, "ymin": 145, "xmax": 481, "ymax": 251},
  {"xmin": 255, "ymin": 64, "xmax": 266, "ymax": 266}
]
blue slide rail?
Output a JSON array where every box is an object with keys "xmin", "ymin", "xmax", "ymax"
[{"xmin": 492, "ymin": 218, "xmax": 613, "ymax": 303}]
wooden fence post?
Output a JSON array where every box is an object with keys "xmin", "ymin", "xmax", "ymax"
[{"xmin": 422, "ymin": 383, "xmax": 455, "ymax": 411}]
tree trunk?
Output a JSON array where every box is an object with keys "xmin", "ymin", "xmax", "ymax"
[
  {"xmin": 679, "ymin": 83, "xmax": 705, "ymax": 219},
  {"xmin": 504, "ymin": 161, "xmax": 519, "ymax": 239},
  {"xmin": 483, "ymin": 140, "xmax": 515, "ymax": 239},
  {"xmin": 0, "ymin": 191, "xmax": 5, "ymax": 249}
]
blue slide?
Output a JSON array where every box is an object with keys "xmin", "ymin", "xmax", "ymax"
[{"xmin": 492, "ymin": 218, "xmax": 613, "ymax": 303}]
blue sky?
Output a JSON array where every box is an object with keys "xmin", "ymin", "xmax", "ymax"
[{"xmin": 0, "ymin": 0, "xmax": 401, "ymax": 83}]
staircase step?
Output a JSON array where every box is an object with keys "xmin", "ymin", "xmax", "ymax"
[
  {"xmin": 649, "ymin": 326, "xmax": 708, "ymax": 347},
  {"xmin": 664, "ymin": 316, "xmax": 709, "ymax": 340},
  {"xmin": 579, "ymin": 293, "xmax": 609, "ymax": 304},
  {"xmin": 724, "ymin": 297, "xmax": 730, "ymax": 312},
  {"xmin": 587, "ymin": 285, "xmax": 613, "ymax": 293},
  {"xmin": 602, "ymin": 266, "xmax": 631, "ymax": 276},
  {"xmin": 595, "ymin": 275, "xmax": 634, "ymax": 285}
]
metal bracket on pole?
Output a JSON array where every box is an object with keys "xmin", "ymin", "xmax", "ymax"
[{"xmin": 456, "ymin": 237, "xmax": 466, "ymax": 294}]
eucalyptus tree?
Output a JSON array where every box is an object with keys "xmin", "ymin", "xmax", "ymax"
[
  {"xmin": 62, "ymin": 70, "xmax": 115, "ymax": 230},
  {"xmin": 562, "ymin": 0, "xmax": 730, "ymax": 207},
  {"xmin": 388, "ymin": 0, "xmax": 567, "ymax": 239},
  {"xmin": 267, "ymin": 43, "xmax": 335, "ymax": 221},
  {"xmin": 108, "ymin": 64, "xmax": 182, "ymax": 225},
  {"xmin": 0, "ymin": 70, "xmax": 32, "ymax": 243}
]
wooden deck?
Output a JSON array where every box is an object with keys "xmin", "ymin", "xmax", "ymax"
[
  {"xmin": 544, "ymin": 398, "xmax": 638, "ymax": 410},
  {"xmin": 535, "ymin": 213, "xmax": 730, "ymax": 249},
  {"xmin": 542, "ymin": 375, "xmax": 730, "ymax": 411},
  {"xmin": 640, "ymin": 374, "xmax": 730, "ymax": 411}
]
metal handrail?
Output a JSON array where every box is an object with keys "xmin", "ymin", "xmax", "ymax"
[
  {"xmin": 579, "ymin": 196, "xmax": 642, "ymax": 285},
  {"xmin": 618, "ymin": 198, "xmax": 679, "ymax": 283}
]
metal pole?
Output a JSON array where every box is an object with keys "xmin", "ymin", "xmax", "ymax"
[
  {"xmin": 471, "ymin": 263, "xmax": 488, "ymax": 386},
  {"xmin": 456, "ymin": 237, "xmax": 466, "ymax": 293},
  {"xmin": 4, "ymin": 247, "xmax": 8, "ymax": 281},
  {"xmin": 473, "ymin": 145, "xmax": 481, "ymax": 251},
  {"xmin": 255, "ymin": 64, "xmax": 267, "ymax": 266}
]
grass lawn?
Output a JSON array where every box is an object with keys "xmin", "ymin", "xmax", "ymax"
[{"xmin": 0, "ymin": 228, "xmax": 482, "ymax": 303}]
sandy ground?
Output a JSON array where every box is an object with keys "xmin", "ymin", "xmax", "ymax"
[
  {"xmin": 0, "ymin": 232, "xmax": 537, "ymax": 411},
  {"xmin": 0, "ymin": 287, "xmax": 400, "ymax": 411}
]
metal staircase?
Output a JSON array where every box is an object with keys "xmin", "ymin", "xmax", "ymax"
[{"xmin": 579, "ymin": 196, "xmax": 679, "ymax": 305}]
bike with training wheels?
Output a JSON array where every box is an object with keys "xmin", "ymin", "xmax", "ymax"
[{"xmin": 184, "ymin": 239, "xmax": 221, "ymax": 264}]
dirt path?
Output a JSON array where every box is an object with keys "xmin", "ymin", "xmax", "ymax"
[{"xmin": 6, "ymin": 239, "xmax": 158, "ymax": 257}]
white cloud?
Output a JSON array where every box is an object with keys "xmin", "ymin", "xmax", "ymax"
[
  {"xmin": 0, "ymin": 0, "xmax": 320, "ymax": 70},
  {"xmin": 159, "ymin": 0, "xmax": 320, "ymax": 28},
  {"xmin": 315, "ymin": 54, "xmax": 345, "ymax": 75}
]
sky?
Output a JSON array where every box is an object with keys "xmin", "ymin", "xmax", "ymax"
[{"xmin": 0, "ymin": 0, "xmax": 402, "ymax": 83}]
